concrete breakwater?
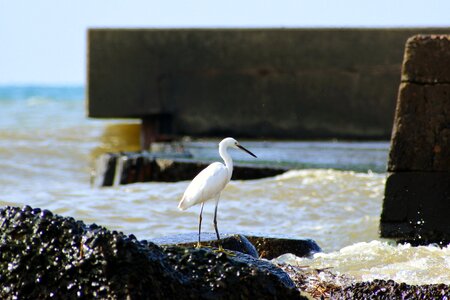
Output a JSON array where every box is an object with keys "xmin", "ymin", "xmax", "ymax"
[
  {"xmin": 88, "ymin": 28, "xmax": 450, "ymax": 144},
  {"xmin": 93, "ymin": 151, "xmax": 287, "ymax": 186}
]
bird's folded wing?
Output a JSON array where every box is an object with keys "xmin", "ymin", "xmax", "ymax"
[{"xmin": 178, "ymin": 162, "xmax": 228, "ymax": 210}]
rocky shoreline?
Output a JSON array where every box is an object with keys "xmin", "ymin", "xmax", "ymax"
[
  {"xmin": 0, "ymin": 205, "xmax": 449, "ymax": 299},
  {"xmin": 0, "ymin": 205, "xmax": 302, "ymax": 299}
]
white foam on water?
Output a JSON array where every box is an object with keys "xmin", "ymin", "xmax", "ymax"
[{"xmin": 274, "ymin": 240, "xmax": 450, "ymax": 285}]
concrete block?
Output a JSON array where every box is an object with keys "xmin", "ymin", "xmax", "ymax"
[
  {"xmin": 87, "ymin": 28, "xmax": 450, "ymax": 139},
  {"xmin": 381, "ymin": 34, "xmax": 450, "ymax": 242},
  {"xmin": 402, "ymin": 35, "xmax": 450, "ymax": 83},
  {"xmin": 380, "ymin": 172, "xmax": 450, "ymax": 240},
  {"xmin": 388, "ymin": 83, "xmax": 450, "ymax": 172}
]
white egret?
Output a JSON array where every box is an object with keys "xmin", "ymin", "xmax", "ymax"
[{"xmin": 178, "ymin": 137, "xmax": 257, "ymax": 249}]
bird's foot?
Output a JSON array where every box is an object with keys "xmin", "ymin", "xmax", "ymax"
[
  {"xmin": 195, "ymin": 242, "xmax": 214, "ymax": 249},
  {"xmin": 213, "ymin": 245, "xmax": 236, "ymax": 256}
]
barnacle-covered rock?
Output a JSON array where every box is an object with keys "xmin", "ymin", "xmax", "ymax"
[
  {"xmin": 162, "ymin": 245, "xmax": 297, "ymax": 298},
  {"xmin": 331, "ymin": 279, "xmax": 450, "ymax": 299},
  {"xmin": 0, "ymin": 205, "xmax": 185, "ymax": 299},
  {"xmin": 152, "ymin": 232, "xmax": 259, "ymax": 258},
  {"xmin": 278, "ymin": 265, "xmax": 450, "ymax": 299},
  {"xmin": 0, "ymin": 206, "xmax": 302, "ymax": 299},
  {"xmin": 152, "ymin": 232, "xmax": 322, "ymax": 259}
]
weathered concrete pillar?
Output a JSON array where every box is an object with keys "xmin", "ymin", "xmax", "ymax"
[
  {"xmin": 380, "ymin": 35, "xmax": 450, "ymax": 243},
  {"xmin": 140, "ymin": 114, "xmax": 173, "ymax": 150}
]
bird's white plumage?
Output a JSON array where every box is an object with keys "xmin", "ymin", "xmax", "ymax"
[
  {"xmin": 178, "ymin": 162, "xmax": 229, "ymax": 210},
  {"xmin": 177, "ymin": 137, "xmax": 256, "ymax": 246}
]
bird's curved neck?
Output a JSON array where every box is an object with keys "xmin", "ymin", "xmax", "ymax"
[{"xmin": 219, "ymin": 144, "xmax": 233, "ymax": 180}]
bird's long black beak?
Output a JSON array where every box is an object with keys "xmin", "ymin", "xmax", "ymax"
[{"xmin": 236, "ymin": 144, "xmax": 257, "ymax": 158}]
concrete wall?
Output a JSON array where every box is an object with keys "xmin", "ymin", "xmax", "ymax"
[{"xmin": 87, "ymin": 28, "xmax": 450, "ymax": 139}]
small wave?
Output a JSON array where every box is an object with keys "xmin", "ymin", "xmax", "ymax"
[
  {"xmin": 26, "ymin": 96, "xmax": 53, "ymax": 106},
  {"xmin": 274, "ymin": 169, "xmax": 384, "ymax": 181},
  {"xmin": 274, "ymin": 240, "xmax": 450, "ymax": 285}
]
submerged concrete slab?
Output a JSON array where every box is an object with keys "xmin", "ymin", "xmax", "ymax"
[
  {"xmin": 88, "ymin": 28, "xmax": 450, "ymax": 139},
  {"xmin": 402, "ymin": 35, "xmax": 450, "ymax": 83},
  {"xmin": 93, "ymin": 152, "xmax": 287, "ymax": 186}
]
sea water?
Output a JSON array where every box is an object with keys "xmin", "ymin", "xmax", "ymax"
[{"xmin": 0, "ymin": 86, "xmax": 448, "ymax": 285}]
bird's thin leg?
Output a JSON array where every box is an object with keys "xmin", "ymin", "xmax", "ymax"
[
  {"xmin": 197, "ymin": 202, "xmax": 205, "ymax": 248},
  {"xmin": 213, "ymin": 194, "xmax": 222, "ymax": 250},
  {"xmin": 212, "ymin": 194, "xmax": 235, "ymax": 256}
]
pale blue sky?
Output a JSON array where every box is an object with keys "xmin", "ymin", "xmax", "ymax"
[{"xmin": 1, "ymin": 0, "xmax": 449, "ymax": 85}]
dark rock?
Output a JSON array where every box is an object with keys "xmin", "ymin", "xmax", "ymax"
[
  {"xmin": 246, "ymin": 235, "xmax": 322, "ymax": 259},
  {"xmin": 162, "ymin": 246, "xmax": 299, "ymax": 298},
  {"xmin": 330, "ymin": 279, "xmax": 450, "ymax": 299},
  {"xmin": 0, "ymin": 206, "xmax": 303, "ymax": 299},
  {"xmin": 153, "ymin": 232, "xmax": 259, "ymax": 258},
  {"xmin": 0, "ymin": 205, "xmax": 184, "ymax": 299},
  {"xmin": 280, "ymin": 265, "xmax": 450, "ymax": 299},
  {"xmin": 153, "ymin": 232, "xmax": 322, "ymax": 260}
]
